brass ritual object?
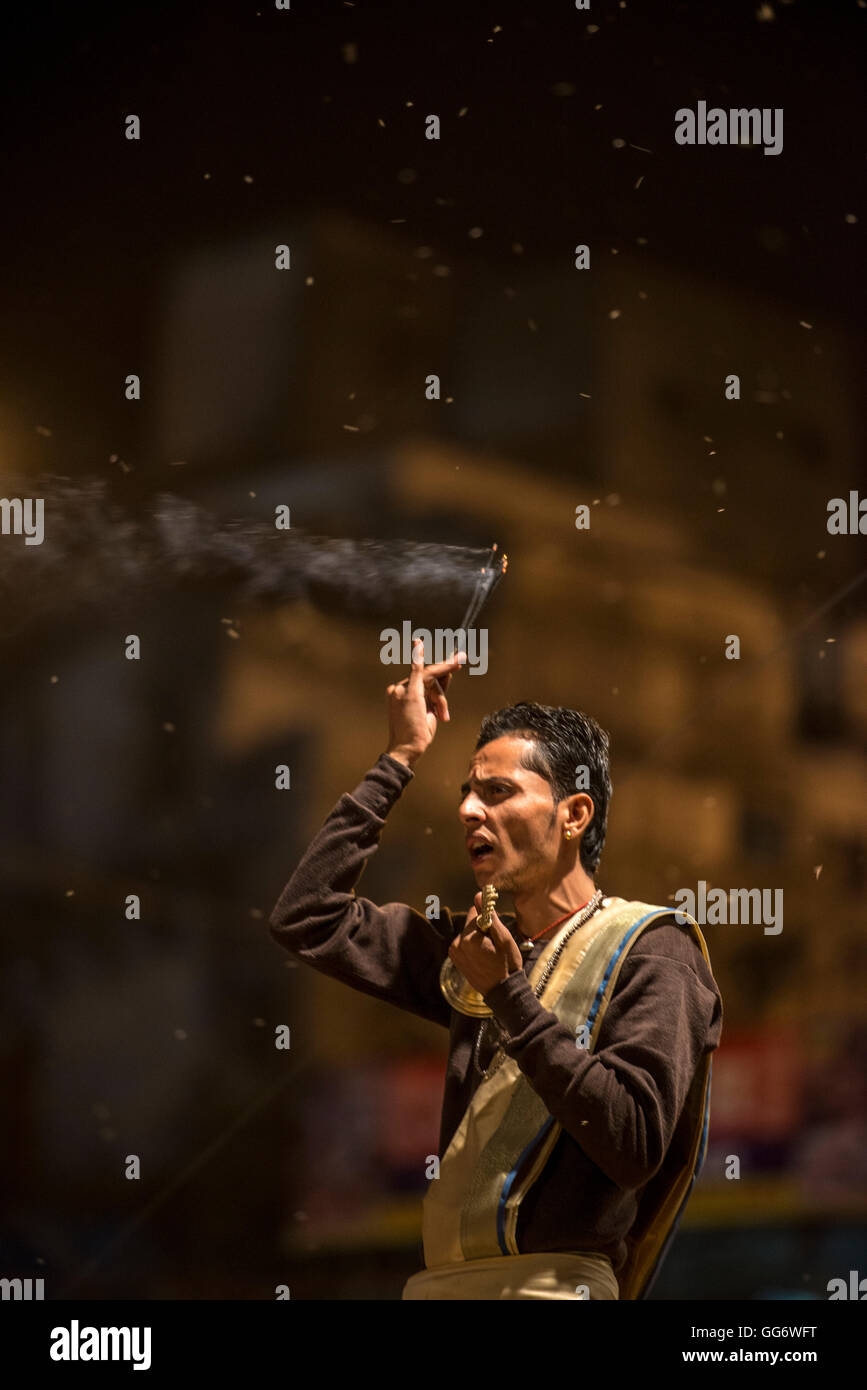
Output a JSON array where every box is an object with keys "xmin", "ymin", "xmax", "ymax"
[{"xmin": 439, "ymin": 883, "xmax": 499, "ymax": 1018}]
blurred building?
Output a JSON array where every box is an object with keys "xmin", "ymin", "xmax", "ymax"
[{"xmin": 2, "ymin": 208, "xmax": 864, "ymax": 1298}]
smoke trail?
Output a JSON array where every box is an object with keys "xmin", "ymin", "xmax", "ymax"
[{"xmin": 0, "ymin": 475, "xmax": 507, "ymax": 636}]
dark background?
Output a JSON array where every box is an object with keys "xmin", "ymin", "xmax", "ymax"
[{"xmin": 0, "ymin": 0, "xmax": 865, "ymax": 1300}]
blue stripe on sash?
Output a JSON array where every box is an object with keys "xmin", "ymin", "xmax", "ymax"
[
  {"xmin": 495, "ymin": 911, "xmax": 668, "ymax": 1255},
  {"xmin": 585, "ymin": 910, "xmax": 663, "ymax": 1033},
  {"xmin": 497, "ymin": 1115, "xmax": 556, "ymax": 1254},
  {"xmin": 696, "ymin": 1059, "xmax": 711, "ymax": 1170}
]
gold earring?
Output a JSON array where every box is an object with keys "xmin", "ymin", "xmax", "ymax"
[{"xmin": 565, "ymin": 829, "xmax": 572, "ymax": 839}]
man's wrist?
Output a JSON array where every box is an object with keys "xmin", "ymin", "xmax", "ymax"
[
  {"xmin": 483, "ymin": 971, "xmax": 545, "ymax": 1037},
  {"xmin": 349, "ymin": 752, "xmax": 415, "ymax": 817},
  {"xmin": 385, "ymin": 746, "xmax": 421, "ymax": 770}
]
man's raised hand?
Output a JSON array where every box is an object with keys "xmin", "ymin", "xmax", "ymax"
[{"xmin": 385, "ymin": 638, "xmax": 466, "ymax": 768}]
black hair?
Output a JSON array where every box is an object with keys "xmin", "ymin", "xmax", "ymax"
[{"xmin": 474, "ymin": 701, "xmax": 612, "ymax": 875}]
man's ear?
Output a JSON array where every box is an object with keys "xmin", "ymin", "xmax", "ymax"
[{"xmin": 565, "ymin": 792, "xmax": 594, "ymax": 836}]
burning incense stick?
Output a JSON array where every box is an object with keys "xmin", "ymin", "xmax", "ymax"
[{"xmin": 454, "ymin": 543, "xmax": 509, "ymax": 641}]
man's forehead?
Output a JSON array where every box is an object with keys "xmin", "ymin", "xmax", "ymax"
[{"xmin": 466, "ymin": 735, "xmax": 535, "ymax": 777}]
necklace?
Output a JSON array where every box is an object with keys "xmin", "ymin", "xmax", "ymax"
[
  {"xmin": 517, "ymin": 895, "xmax": 598, "ymax": 953},
  {"xmin": 472, "ymin": 889, "xmax": 606, "ymax": 1079}
]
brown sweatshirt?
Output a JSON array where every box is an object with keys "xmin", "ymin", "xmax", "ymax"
[{"xmin": 268, "ymin": 752, "xmax": 723, "ymax": 1277}]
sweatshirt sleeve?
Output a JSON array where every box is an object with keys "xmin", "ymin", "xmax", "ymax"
[
  {"xmin": 482, "ymin": 919, "xmax": 723, "ymax": 1191},
  {"xmin": 268, "ymin": 752, "xmax": 457, "ymax": 1028}
]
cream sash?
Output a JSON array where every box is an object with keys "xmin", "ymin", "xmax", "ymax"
[
  {"xmin": 421, "ymin": 897, "xmax": 714, "ymax": 1300},
  {"xmin": 402, "ymin": 1250, "xmax": 619, "ymax": 1301}
]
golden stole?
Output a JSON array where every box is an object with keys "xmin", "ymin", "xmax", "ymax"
[{"xmin": 421, "ymin": 898, "xmax": 713, "ymax": 1300}]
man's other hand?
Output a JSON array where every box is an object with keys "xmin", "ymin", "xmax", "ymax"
[{"xmin": 449, "ymin": 890, "xmax": 523, "ymax": 995}]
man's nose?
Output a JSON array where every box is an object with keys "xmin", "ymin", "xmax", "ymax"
[{"xmin": 459, "ymin": 794, "xmax": 485, "ymax": 825}]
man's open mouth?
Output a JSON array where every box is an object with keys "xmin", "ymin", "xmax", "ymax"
[{"xmin": 468, "ymin": 842, "xmax": 495, "ymax": 862}]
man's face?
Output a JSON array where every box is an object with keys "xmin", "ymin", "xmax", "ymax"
[{"xmin": 459, "ymin": 735, "xmax": 562, "ymax": 894}]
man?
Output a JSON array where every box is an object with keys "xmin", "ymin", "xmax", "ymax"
[{"xmin": 269, "ymin": 639, "xmax": 723, "ymax": 1300}]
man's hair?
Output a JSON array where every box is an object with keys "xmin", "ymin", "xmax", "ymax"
[{"xmin": 474, "ymin": 702, "xmax": 612, "ymax": 875}]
